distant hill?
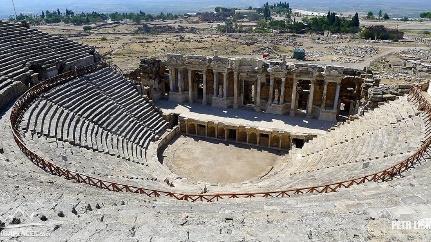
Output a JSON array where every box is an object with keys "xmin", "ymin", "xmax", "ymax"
[{"xmin": 1, "ymin": 0, "xmax": 430, "ymax": 19}]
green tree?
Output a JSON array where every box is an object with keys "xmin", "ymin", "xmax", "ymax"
[
  {"xmin": 41, "ymin": 11, "xmax": 45, "ymax": 19},
  {"xmin": 420, "ymin": 12, "xmax": 431, "ymax": 19},
  {"xmin": 367, "ymin": 11, "xmax": 374, "ymax": 19},
  {"xmin": 263, "ymin": 2, "xmax": 271, "ymax": 20},
  {"xmin": 83, "ymin": 25, "xmax": 92, "ymax": 32},
  {"xmin": 378, "ymin": 10, "xmax": 383, "ymax": 20},
  {"xmin": 383, "ymin": 13, "xmax": 389, "ymax": 20},
  {"xmin": 352, "ymin": 12, "xmax": 360, "ymax": 27}
]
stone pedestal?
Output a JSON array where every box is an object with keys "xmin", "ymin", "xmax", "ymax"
[
  {"xmin": 169, "ymin": 91, "xmax": 188, "ymax": 103},
  {"xmin": 212, "ymin": 96, "xmax": 234, "ymax": 108},
  {"xmin": 266, "ymin": 103, "xmax": 290, "ymax": 115}
]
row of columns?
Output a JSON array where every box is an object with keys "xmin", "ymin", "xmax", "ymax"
[
  {"xmin": 169, "ymin": 67, "xmax": 341, "ymax": 114},
  {"xmin": 169, "ymin": 67, "xmax": 239, "ymax": 105}
]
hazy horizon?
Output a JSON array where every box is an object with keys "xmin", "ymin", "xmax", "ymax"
[{"xmin": 1, "ymin": 0, "xmax": 430, "ymax": 19}]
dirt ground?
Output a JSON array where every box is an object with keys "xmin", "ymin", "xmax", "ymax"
[
  {"xmin": 162, "ymin": 136, "xmax": 281, "ymax": 184},
  {"xmin": 36, "ymin": 19, "xmax": 431, "ymax": 81}
]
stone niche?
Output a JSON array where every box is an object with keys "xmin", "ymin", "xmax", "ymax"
[{"xmin": 176, "ymin": 117, "xmax": 314, "ymax": 151}]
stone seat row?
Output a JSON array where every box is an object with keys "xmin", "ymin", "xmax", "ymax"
[
  {"xmin": 23, "ymin": 134, "xmax": 180, "ymax": 191},
  {"xmin": 80, "ymin": 67, "xmax": 167, "ymax": 134},
  {"xmin": 42, "ymin": 68, "xmax": 167, "ymax": 135},
  {"xmin": 301, "ymin": 97, "xmax": 416, "ymax": 155},
  {"xmin": 22, "ymin": 98, "xmax": 151, "ymax": 162},
  {"xmin": 20, "ymin": 67, "xmax": 168, "ymax": 162},
  {"xmin": 297, "ymin": 117, "xmax": 422, "ymax": 173},
  {"xmin": 232, "ymin": 99, "xmax": 424, "ymax": 193},
  {"xmin": 291, "ymin": 96, "xmax": 423, "ymax": 171},
  {"xmin": 0, "ymin": 35, "xmax": 92, "ymax": 55}
]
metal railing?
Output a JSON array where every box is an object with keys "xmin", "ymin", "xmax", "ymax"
[{"xmin": 10, "ymin": 70, "xmax": 431, "ymax": 202}]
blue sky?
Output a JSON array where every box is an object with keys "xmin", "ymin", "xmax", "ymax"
[{"xmin": 1, "ymin": 0, "xmax": 430, "ymax": 19}]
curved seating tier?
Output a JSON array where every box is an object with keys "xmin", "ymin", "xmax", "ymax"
[
  {"xmin": 207, "ymin": 96, "xmax": 425, "ymax": 193},
  {"xmin": 20, "ymin": 67, "xmax": 168, "ymax": 163},
  {"xmin": 0, "ymin": 21, "xmax": 97, "ymax": 110},
  {"xmin": 18, "ymin": 87, "xmax": 425, "ymax": 194}
]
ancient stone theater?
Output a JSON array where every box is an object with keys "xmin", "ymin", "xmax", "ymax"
[{"xmin": 1, "ymin": 21, "xmax": 430, "ymax": 240}]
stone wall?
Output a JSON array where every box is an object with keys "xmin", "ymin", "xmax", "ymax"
[
  {"xmin": 366, "ymin": 84, "xmax": 412, "ymax": 109},
  {"xmin": 127, "ymin": 58, "xmax": 167, "ymax": 100},
  {"xmin": 0, "ymin": 81, "xmax": 28, "ymax": 112}
]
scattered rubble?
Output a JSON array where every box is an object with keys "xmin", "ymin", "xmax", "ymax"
[{"xmin": 371, "ymin": 48, "xmax": 431, "ymax": 83}]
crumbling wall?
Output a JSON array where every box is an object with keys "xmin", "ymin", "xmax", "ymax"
[
  {"xmin": 127, "ymin": 58, "xmax": 166, "ymax": 99},
  {"xmin": 366, "ymin": 84, "xmax": 411, "ymax": 109}
]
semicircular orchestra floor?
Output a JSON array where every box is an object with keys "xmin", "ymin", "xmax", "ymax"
[{"xmin": 161, "ymin": 135, "xmax": 283, "ymax": 184}]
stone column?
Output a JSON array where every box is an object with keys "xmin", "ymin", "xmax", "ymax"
[
  {"xmin": 213, "ymin": 72, "xmax": 218, "ymax": 97},
  {"xmin": 224, "ymin": 128, "xmax": 228, "ymax": 141},
  {"xmin": 307, "ymin": 81, "xmax": 315, "ymax": 117},
  {"xmin": 188, "ymin": 69, "xmax": 193, "ymax": 103},
  {"xmin": 169, "ymin": 68, "xmax": 174, "ymax": 91},
  {"xmin": 268, "ymin": 75, "xmax": 274, "ymax": 107},
  {"xmin": 257, "ymin": 133, "xmax": 260, "ymax": 146},
  {"xmin": 290, "ymin": 79, "xmax": 298, "ymax": 116},
  {"xmin": 223, "ymin": 71, "xmax": 228, "ymax": 100},
  {"xmin": 234, "ymin": 71, "xmax": 238, "ymax": 108},
  {"xmin": 202, "ymin": 70, "xmax": 207, "ymax": 105},
  {"xmin": 333, "ymin": 82, "xmax": 341, "ymax": 111},
  {"xmin": 321, "ymin": 81, "xmax": 328, "ymax": 110},
  {"xmin": 178, "ymin": 69, "xmax": 183, "ymax": 94},
  {"xmin": 256, "ymin": 75, "xmax": 262, "ymax": 111},
  {"xmin": 280, "ymin": 77, "xmax": 286, "ymax": 105},
  {"xmin": 253, "ymin": 80, "xmax": 257, "ymax": 104}
]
